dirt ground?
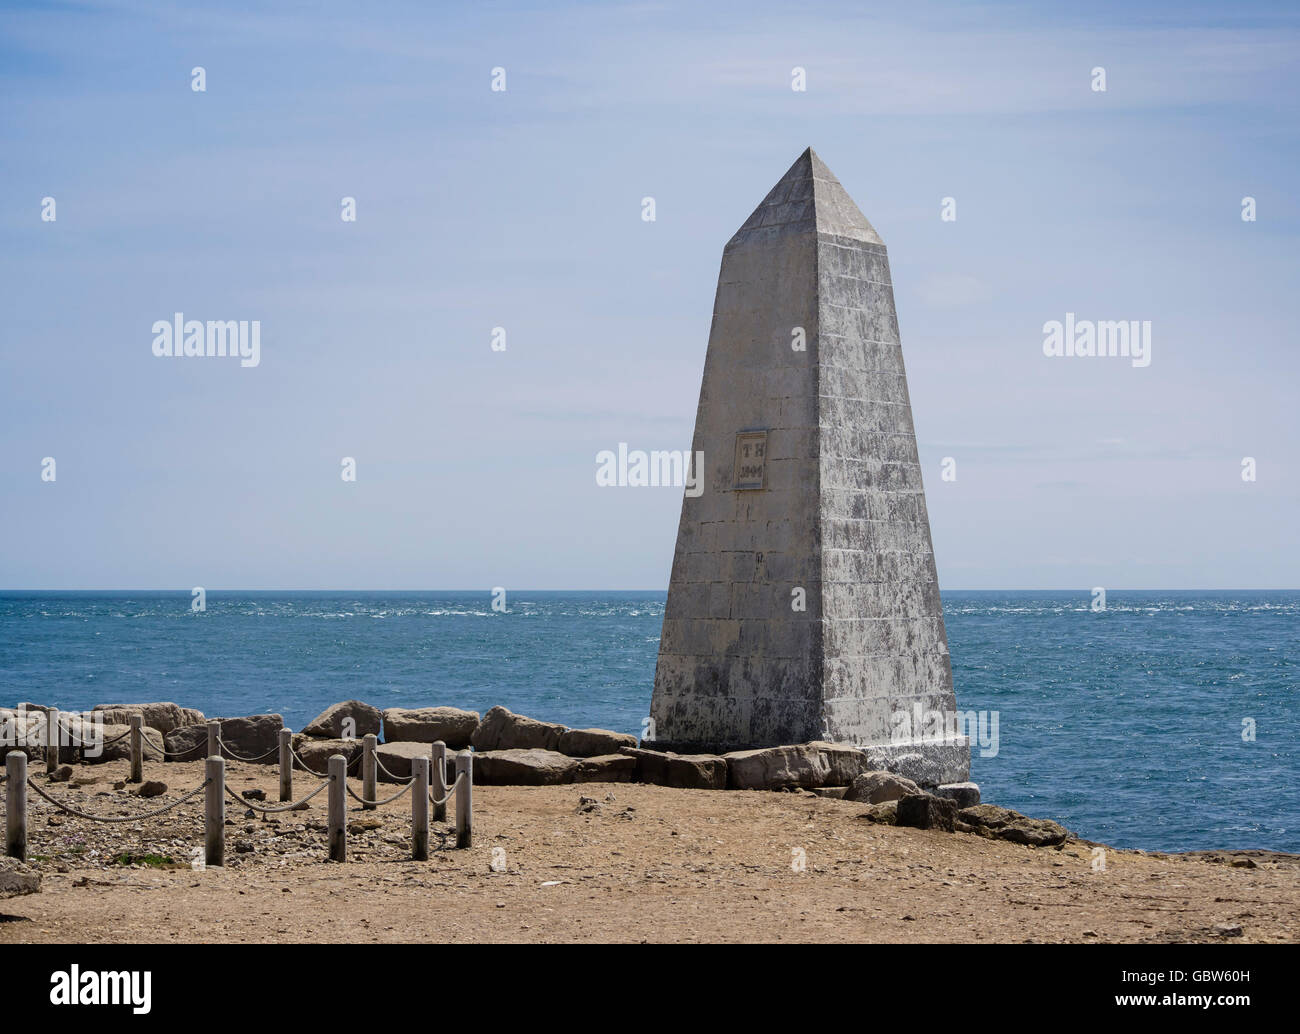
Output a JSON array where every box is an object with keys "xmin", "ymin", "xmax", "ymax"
[{"xmin": 2, "ymin": 757, "xmax": 1297, "ymax": 944}]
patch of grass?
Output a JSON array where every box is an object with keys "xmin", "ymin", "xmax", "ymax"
[{"xmin": 112, "ymin": 852, "xmax": 182, "ymax": 869}]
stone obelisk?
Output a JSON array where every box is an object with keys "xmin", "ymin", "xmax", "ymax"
[{"xmin": 650, "ymin": 148, "xmax": 968, "ymax": 786}]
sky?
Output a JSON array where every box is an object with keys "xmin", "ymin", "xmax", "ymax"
[{"xmin": 1, "ymin": 0, "xmax": 1297, "ymax": 590}]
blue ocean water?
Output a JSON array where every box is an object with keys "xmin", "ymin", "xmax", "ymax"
[{"xmin": 1, "ymin": 589, "xmax": 1295, "ymax": 853}]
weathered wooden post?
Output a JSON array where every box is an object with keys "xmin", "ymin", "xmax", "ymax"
[
  {"xmin": 455, "ymin": 750, "xmax": 472, "ymax": 849},
  {"xmin": 327, "ymin": 754, "xmax": 346, "ymax": 862},
  {"xmin": 361, "ymin": 733, "xmax": 377, "ymax": 810},
  {"xmin": 411, "ymin": 756, "xmax": 429, "ymax": 861},
  {"xmin": 204, "ymin": 755, "xmax": 224, "ymax": 867},
  {"xmin": 45, "ymin": 707, "xmax": 60, "ymax": 775},
  {"xmin": 5, "ymin": 752, "xmax": 26, "ymax": 861},
  {"xmin": 278, "ymin": 728, "xmax": 293, "ymax": 802},
  {"xmin": 128, "ymin": 714, "xmax": 144, "ymax": 783},
  {"xmin": 206, "ymin": 720, "xmax": 220, "ymax": 759},
  {"xmin": 431, "ymin": 741, "xmax": 447, "ymax": 823}
]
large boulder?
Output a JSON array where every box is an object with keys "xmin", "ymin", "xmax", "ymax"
[
  {"xmin": 896, "ymin": 793, "xmax": 958, "ymax": 832},
  {"xmin": 303, "ymin": 700, "xmax": 381, "ymax": 740},
  {"xmin": 92, "ymin": 702, "xmax": 205, "ymax": 734},
  {"xmin": 163, "ymin": 725, "xmax": 208, "ymax": 762},
  {"xmin": 291, "ymin": 735, "xmax": 364, "ymax": 774},
  {"xmin": 473, "ymin": 749, "xmax": 577, "ymax": 786},
  {"xmin": 958, "ymin": 804, "xmax": 1069, "ymax": 847},
  {"xmin": 934, "ymin": 782, "xmax": 981, "ymax": 809},
  {"xmin": 843, "ymin": 770, "xmax": 923, "ymax": 804},
  {"xmin": 0, "ymin": 858, "xmax": 40, "ymax": 899},
  {"xmin": 382, "ymin": 707, "xmax": 479, "ymax": 749},
  {"xmin": 574, "ymin": 754, "xmax": 637, "ymax": 783},
  {"xmin": 162, "ymin": 715, "xmax": 282, "ymax": 763},
  {"xmin": 374, "ymin": 742, "xmax": 433, "ymax": 783},
  {"xmin": 724, "ymin": 741, "xmax": 871, "ymax": 790},
  {"xmin": 471, "ymin": 706, "xmax": 566, "ymax": 752},
  {"xmin": 83, "ymin": 723, "xmax": 164, "ymax": 764},
  {"xmin": 558, "ymin": 728, "xmax": 638, "ymax": 757},
  {"xmin": 619, "ymin": 747, "xmax": 727, "ymax": 790}
]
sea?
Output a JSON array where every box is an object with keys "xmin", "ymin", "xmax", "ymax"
[{"xmin": 1, "ymin": 589, "xmax": 1295, "ymax": 853}]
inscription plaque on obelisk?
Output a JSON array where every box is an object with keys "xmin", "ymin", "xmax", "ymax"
[{"xmin": 650, "ymin": 148, "xmax": 969, "ymax": 785}]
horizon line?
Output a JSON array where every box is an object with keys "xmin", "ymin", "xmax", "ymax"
[{"xmin": 1, "ymin": 587, "xmax": 1297, "ymax": 594}]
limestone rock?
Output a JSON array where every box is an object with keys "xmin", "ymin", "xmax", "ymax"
[
  {"xmin": 162, "ymin": 715, "xmax": 282, "ymax": 763},
  {"xmin": 216, "ymin": 715, "xmax": 282, "ymax": 762},
  {"xmin": 162, "ymin": 725, "xmax": 208, "ymax": 762},
  {"xmin": 934, "ymin": 781, "xmax": 981, "ymax": 809},
  {"xmin": 473, "ymin": 749, "xmax": 577, "ymax": 786},
  {"xmin": 896, "ymin": 793, "xmax": 957, "ymax": 832},
  {"xmin": 0, "ymin": 857, "xmax": 40, "ymax": 899},
  {"xmin": 856, "ymin": 801, "xmax": 899, "ymax": 825},
  {"xmin": 724, "ymin": 741, "xmax": 871, "ymax": 790},
  {"xmin": 557, "ymin": 727, "xmax": 638, "ymax": 757},
  {"xmin": 958, "ymin": 804, "xmax": 1069, "ymax": 847},
  {"xmin": 374, "ymin": 742, "xmax": 432, "ymax": 783},
  {"xmin": 382, "ymin": 706, "xmax": 479, "ymax": 748},
  {"xmin": 573, "ymin": 754, "xmax": 637, "ymax": 783},
  {"xmin": 863, "ymin": 742, "xmax": 971, "ymax": 789},
  {"xmin": 85, "ymin": 724, "xmax": 164, "ymax": 764},
  {"xmin": 291, "ymin": 735, "xmax": 364, "ymax": 774},
  {"xmin": 303, "ymin": 700, "xmax": 381, "ymax": 740},
  {"xmin": 93, "ymin": 702, "xmax": 206, "ymax": 734},
  {"xmin": 471, "ymin": 706, "xmax": 566, "ymax": 752},
  {"xmin": 843, "ymin": 770, "xmax": 923, "ymax": 804},
  {"xmin": 619, "ymin": 747, "xmax": 727, "ymax": 790}
]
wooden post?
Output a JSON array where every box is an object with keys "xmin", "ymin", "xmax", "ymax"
[
  {"xmin": 204, "ymin": 756, "xmax": 224, "ymax": 867},
  {"xmin": 327, "ymin": 754, "xmax": 346, "ymax": 862},
  {"xmin": 431, "ymin": 741, "xmax": 448, "ymax": 823},
  {"xmin": 361, "ymin": 733, "xmax": 377, "ymax": 810},
  {"xmin": 128, "ymin": 714, "xmax": 143, "ymax": 784},
  {"xmin": 5, "ymin": 752, "xmax": 26, "ymax": 861},
  {"xmin": 45, "ymin": 708, "xmax": 59, "ymax": 774},
  {"xmin": 455, "ymin": 750, "xmax": 472, "ymax": 849},
  {"xmin": 278, "ymin": 728, "xmax": 292, "ymax": 802},
  {"xmin": 411, "ymin": 756, "xmax": 429, "ymax": 861},
  {"xmin": 206, "ymin": 720, "xmax": 220, "ymax": 759}
]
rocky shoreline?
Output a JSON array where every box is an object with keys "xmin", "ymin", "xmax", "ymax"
[{"xmin": 3, "ymin": 698, "xmax": 1007, "ymax": 826}]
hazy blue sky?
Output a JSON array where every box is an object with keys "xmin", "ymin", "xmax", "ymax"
[{"xmin": 2, "ymin": 0, "xmax": 1297, "ymax": 589}]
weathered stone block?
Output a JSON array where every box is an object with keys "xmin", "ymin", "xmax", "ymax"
[
  {"xmin": 473, "ymin": 749, "xmax": 576, "ymax": 786},
  {"xmin": 303, "ymin": 700, "xmax": 381, "ymax": 740},
  {"xmin": 93, "ymin": 702, "xmax": 205, "ymax": 734},
  {"xmin": 382, "ymin": 706, "xmax": 479, "ymax": 748},
  {"xmin": 619, "ymin": 747, "xmax": 727, "ymax": 790},
  {"xmin": 557, "ymin": 727, "xmax": 638, "ymax": 757},
  {"xmin": 934, "ymin": 781, "xmax": 981, "ymax": 809},
  {"xmin": 471, "ymin": 706, "xmax": 566, "ymax": 752},
  {"xmin": 843, "ymin": 770, "xmax": 923, "ymax": 804},
  {"xmin": 895, "ymin": 793, "xmax": 957, "ymax": 832}
]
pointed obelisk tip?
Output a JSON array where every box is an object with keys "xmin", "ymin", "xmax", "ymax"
[{"xmin": 728, "ymin": 147, "xmax": 883, "ymax": 247}]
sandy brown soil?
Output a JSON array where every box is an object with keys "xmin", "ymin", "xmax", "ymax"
[{"xmin": 2, "ymin": 757, "xmax": 1297, "ymax": 944}]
